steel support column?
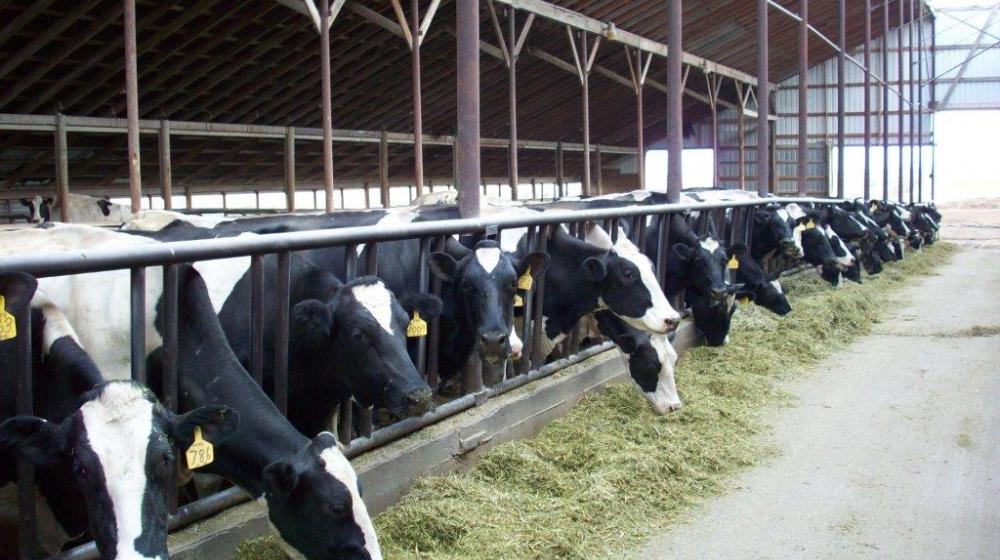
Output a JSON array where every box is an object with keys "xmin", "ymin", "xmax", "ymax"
[
  {"xmin": 836, "ymin": 0, "xmax": 846, "ymax": 198},
  {"xmin": 55, "ymin": 113, "xmax": 69, "ymax": 221},
  {"xmin": 863, "ymin": 0, "xmax": 872, "ymax": 200},
  {"xmin": 581, "ymin": 31, "xmax": 592, "ymax": 196},
  {"xmin": 917, "ymin": 1, "xmax": 924, "ymax": 202},
  {"xmin": 757, "ymin": 0, "xmax": 770, "ymax": 196},
  {"xmin": 124, "ymin": 0, "xmax": 142, "ymax": 214},
  {"xmin": 159, "ymin": 120, "xmax": 172, "ymax": 209},
  {"xmin": 508, "ymin": 8, "xmax": 519, "ymax": 200},
  {"xmin": 908, "ymin": 0, "xmax": 915, "ymax": 203},
  {"xmin": 320, "ymin": 1, "xmax": 335, "ymax": 212},
  {"xmin": 797, "ymin": 0, "xmax": 809, "ymax": 196},
  {"xmin": 412, "ymin": 0, "xmax": 425, "ymax": 199},
  {"xmin": 666, "ymin": 0, "xmax": 683, "ymax": 203},
  {"xmin": 457, "ymin": 0, "xmax": 481, "ymax": 218},
  {"xmin": 898, "ymin": 0, "xmax": 905, "ymax": 202},
  {"xmin": 285, "ymin": 126, "xmax": 296, "ymax": 212},
  {"xmin": 882, "ymin": 0, "xmax": 890, "ymax": 201}
]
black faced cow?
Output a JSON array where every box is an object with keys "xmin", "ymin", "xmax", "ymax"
[
  {"xmin": 730, "ymin": 244, "xmax": 791, "ymax": 315},
  {"xmin": 0, "ymin": 227, "xmax": 384, "ymax": 559},
  {"xmin": 0, "ymin": 273, "xmax": 238, "ymax": 560}
]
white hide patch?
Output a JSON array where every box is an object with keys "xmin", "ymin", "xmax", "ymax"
[
  {"xmin": 360, "ymin": 212, "xmax": 418, "ymax": 255},
  {"xmin": 824, "ymin": 225, "xmax": 855, "ymax": 269},
  {"xmin": 643, "ymin": 334, "xmax": 682, "ymax": 414},
  {"xmin": 28, "ymin": 195, "xmax": 43, "ymax": 223},
  {"xmin": 583, "ymin": 224, "xmax": 614, "ymax": 250},
  {"xmin": 319, "ymin": 443, "xmax": 383, "ymax": 560},
  {"xmin": 351, "ymin": 282, "xmax": 394, "ymax": 335},
  {"xmin": 509, "ymin": 325, "xmax": 523, "ymax": 358},
  {"xmin": 121, "ymin": 210, "xmax": 233, "ymax": 232},
  {"xmin": 784, "ymin": 203, "xmax": 807, "ymax": 221},
  {"xmin": 474, "ymin": 247, "xmax": 501, "ymax": 274},
  {"xmin": 770, "ymin": 280, "xmax": 783, "ymax": 294},
  {"xmin": 79, "ymin": 382, "xmax": 159, "ymax": 560},
  {"xmin": 192, "ymin": 233, "xmax": 257, "ymax": 313},
  {"xmin": 699, "ymin": 238, "xmax": 720, "ymax": 253},
  {"xmin": 31, "ymin": 290, "xmax": 82, "ymax": 354}
]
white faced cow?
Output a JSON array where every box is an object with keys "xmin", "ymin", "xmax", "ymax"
[
  {"xmin": 21, "ymin": 194, "xmax": 132, "ymax": 225},
  {"xmin": 0, "ymin": 273, "xmax": 238, "ymax": 560}
]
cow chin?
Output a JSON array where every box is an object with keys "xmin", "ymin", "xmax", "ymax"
[
  {"xmin": 623, "ymin": 308, "xmax": 680, "ymax": 335},
  {"xmin": 643, "ymin": 336, "xmax": 681, "ymax": 414}
]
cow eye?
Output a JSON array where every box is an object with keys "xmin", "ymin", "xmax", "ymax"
[
  {"xmin": 622, "ymin": 270, "xmax": 635, "ymax": 282},
  {"xmin": 351, "ymin": 330, "xmax": 367, "ymax": 343},
  {"xmin": 460, "ymin": 280, "xmax": 475, "ymax": 293}
]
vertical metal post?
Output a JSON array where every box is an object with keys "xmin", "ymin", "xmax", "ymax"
[
  {"xmin": 556, "ymin": 141, "xmax": 564, "ymax": 198},
  {"xmin": 159, "ymin": 120, "xmax": 172, "ymax": 210},
  {"xmin": 709, "ymin": 75, "xmax": 720, "ymax": 188},
  {"xmin": 15, "ymin": 302, "xmax": 36, "ymax": 560},
  {"xmin": 530, "ymin": 226, "xmax": 549, "ymax": 368},
  {"xmin": 757, "ymin": 0, "xmax": 770, "ymax": 197},
  {"xmin": 596, "ymin": 145, "xmax": 603, "ymax": 194},
  {"xmin": 380, "ymin": 128, "xmax": 390, "ymax": 208},
  {"xmin": 917, "ymin": 0, "xmax": 924, "ymax": 202},
  {"xmin": 836, "ymin": 0, "xmax": 846, "ymax": 199},
  {"xmin": 864, "ymin": 0, "xmax": 872, "ymax": 200},
  {"xmin": 908, "ymin": 0, "xmax": 916, "ymax": 204},
  {"xmin": 898, "ymin": 0, "xmax": 905, "ymax": 202},
  {"xmin": 130, "ymin": 267, "xmax": 146, "ymax": 384},
  {"xmin": 274, "ymin": 251, "xmax": 290, "ymax": 415},
  {"xmin": 250, "ymin": 255, "xmax": 265, "ymax": 387},
  {"xmin": 457, "ymin": 0, "xmax": 481, "ymax": 219},
  {"xmin": 185, "ymin": 183, "xmax": 193, "ymax": 209},
  {"xmin": 124, "ymin": 0, "xmax": 142, "ymax": 214},
  {"xmin": 55, "ymin": 113, "xmax": 69, "ymax": 222},
  {"xmin": 508, "ymin": 8, "xmax": 520, "ymax": 200},
  {"xmin": 882, "ymin": 0, "xmax": 890, "ymax": 201},
  {"xmin": 666, "ymin": 0, "xmax": 683, "ymax": 203},
  {"xmin": 737, "ymin": 87, "xmax": 746, "ymax": 190},
  {"xmin": 162, "ymin": 264, "xmax": 179, "ymax": 412},
  {"xmin": 285, "ymin": 126, "xmax": 296, "ymax": 212},
  {"xmin": 580, "ymin": 32, "xmax": 592, "ymax": 197},
  {"xmin": 320, "ymin": 2, "xmax": 335, "ymax": 213},
  {"xmin": 797, "ymin": 0, "xmax": 809, "ymax": 197},
  {"xmin": 412, "ymin": 0, "xmax": 425, "ymax": 199}
]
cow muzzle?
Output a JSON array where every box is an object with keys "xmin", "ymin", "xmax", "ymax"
[
  {"xmin": 780, "ymin": 238, "xmax": 801, "ymax": 256},
  {"xmin": 478, "ymin": 331, "xmax": 509, "ymax": 364},
  {"xmin": 405, "ymin": 387, "xmax": 434, "ymax": 416}
]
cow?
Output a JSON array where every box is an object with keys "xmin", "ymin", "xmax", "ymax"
[
  {"xmin": 751, "ymin": 204, "xmax": 803, "ymax": 262},
  {"xmin": 730, "ymin": 244, "xmax": 791, "ymax": 315},
  {"xmin": 21, "ymin": 194, "xmax": 132, "ymax": 225},
  {"xmin": 0, "ymin": 228, "xmax": 383, "ymax": 559},
  {"xmin": 0, "ymin": 272, "xmax": 238, "ymax": 560},
  {"xmin": 122, "ymin": 224, "xmax": 441, "ymax": 436},
  {"xmin": 591, "ymin": 310, "xmax": 681, "ymax": 414}
]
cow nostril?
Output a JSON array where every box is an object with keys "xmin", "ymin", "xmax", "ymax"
[
  {"xmin": 481, "ymin": 332, "xmax": 508, "ymax": 347},
  {"xmin": 664, "ymin": 318, "xmax": 679, "ymax": 332}
]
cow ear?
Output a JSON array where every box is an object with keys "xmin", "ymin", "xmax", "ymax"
[
  {"xmin": 582, "ymin": 256, "xmax": 607, "ymax": 282},
  {"xmin": 44, "ymin": 198, "xmax": 54, "ymax": 206},
  {"xmin": 0, "ymin": 272, "xmax": 38, "ymax": 314},
  {"xmin": 291, "ymin": 300, "xmax": 333, "ymax": 343},
  {"xmin": 0, "ymin": 417, "xmax": 65, "ymax": 465},
  {"xmin": 728, "ymin": 243, "xmax": 747, "ymax": 258},
  {"xmin": 97, "ymin": 199, "xmax": 112, "ymax": 216},
  {"xmin": 170, "ymin": 405, "xmax": 240, "ymax": 449},
  {"xmin": 753, "ymin": 210, "xmax": 770, "ymax": 224},
  {"xmin": 399, "ymin": 293, "xmax": 443, "ymax": 321},
  {"xmin": 428, "ymin": 252, "xmax": 459, "ymax": 282},
  {"xmin": 516, "ymin": 252, "xmax": 550, "ymax": 281},
  {"xmin": 262, "ymin": 460, "xmax": 300, "ymax": 498},
  {"xmin": 672, "ymin": 243, "xmax": 694, "ymax": 262}
]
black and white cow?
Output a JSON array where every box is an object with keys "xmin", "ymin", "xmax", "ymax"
[
  {"xmin": 20, "ymin": 194, "xmax": 132, "ymax": 225},
  {"xmin": 0, "ymin": 272, "xmax": 238, "ymax": 560},
  {"xmin": 751, "ymin": 204, "xmax": 804, "ymax": 262},
  {"xmin": 591, "ymin": 310, "xmax": 681, "ymax": 413},
  {"xmin": 0, "ymin": 228, "xmax": 384, "ymax": 559},
  {"xmin": 730, "ymin": 244, "xmax": 791, "ymax": 315}
]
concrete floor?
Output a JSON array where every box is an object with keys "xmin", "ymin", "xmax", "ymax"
[{"xmin": 638, "ymin": 228, "xmax": 1000, "ymax": 558}]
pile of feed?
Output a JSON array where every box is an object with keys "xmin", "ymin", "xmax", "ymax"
[{"xmin": 238, "ymin": 242, "xmax": 956, "ymax": 560}]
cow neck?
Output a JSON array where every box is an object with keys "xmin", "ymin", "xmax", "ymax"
[
  {"xmin": 541, "ymin": 229, "xmax": 606, "ymax": 338},
  {"xmin": 167, "ymin": 267, "xmax": 308, "ymax": 497},
  {"xmin": 439, "ymin": 281, "xmax": 478, "ymax": 376}
]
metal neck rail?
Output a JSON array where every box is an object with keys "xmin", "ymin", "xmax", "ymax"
[{"xmin": 4, "ymin": 195, "xmax": 843, "ymax": 560}]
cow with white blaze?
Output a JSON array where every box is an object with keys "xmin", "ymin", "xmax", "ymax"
[
  {"xmin": 0, "ymin": 229, "xmax": 383, "ymax": 559},
  {"xmin": 0, "ymin": 272, "xmax": 238, "ymax": 560},
  {"xmin": 21, "ymin": 194, "xmax": 132, "ymax": 225}
]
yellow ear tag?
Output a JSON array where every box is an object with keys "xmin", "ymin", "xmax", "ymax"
[
  {"xmin": 805, "ymin": 219, "xmax": 816, "ymax": 230},
  {"xmin": 185, "ymin": 426, "xmax": 214, "ymax": 470},
  {"xmin": 406, "ymin": 310, "xmax": 428, "ymax": 338},
  {"xmin": 738, "ymin": 296, "xmax": 751, "ymax": 305},
  {"xmin": 513, "ymin": 294, "xmax": 524, "ymax": 308},
  {"xmin": 517, "ymin": 272, "xmax": 533, "ymax": 291},
  {"xmin": 727, "ymin": 256, "xmax": 739, "ymax": 270},
  {"xmin": 0, "ymin": 296, "xmax": 15, "ymax": 342}
]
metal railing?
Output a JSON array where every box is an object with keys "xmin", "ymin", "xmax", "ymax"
[{"xmin": 0, "ymin": 195, "xmax": 837, "ymax": 559}]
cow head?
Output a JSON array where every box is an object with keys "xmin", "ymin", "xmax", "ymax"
[
  {"xmin": 429, "ymin": 239, "xmax": 548, "ymax": 366},
  {"xmin": 290, "ymin": 277, "xmax": 441, "ymax": 418},
  {"xmin": 686, "ymin": 288, "xmax": 745, "ymax": 347},
  {"xmin": 800, "ymin": 224, "xmax": 840, "ymax": 270},
  {"xmin": 671, "ymin": 236, "xmax": 732, "ymax": 302},
  {"xmin": 584, "ymin": 225, "xmax": 681, "ymax": 334},
  {"xmin": 755, "ymin": 207, "xmax": 801, "ymax": 257},
  {"xmin": 823, "ymin": 225, "xmax": 856, "ymax": 270},
  {"xmin": 731, "ymin": 244, "xmax": 791, "ymax": 316},
  {"xmin": 594, "ymin": 311, "xmax": 681, "ymax": 414},
  {"xmin": 20, "ymin": 195, "xmax": 53, "ymax": 223},
  {"xmin": 262, "ymin": 432, "xmax": 381, "ymax": 560},
  {"xmin": 1, "ymin": 382, "xmax": 238, "ymax": 560},
  {"xmin": 97, "ymin": 198, "xmax": 114, "ymax": 217},
  {"xmin": 825, "ymin": 206, "xmax": 869, "ymax": 242}
]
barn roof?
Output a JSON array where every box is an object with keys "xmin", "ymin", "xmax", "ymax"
[{"xmin": 0, "ymin": 0, "xmax": 923, "ymax": 196}]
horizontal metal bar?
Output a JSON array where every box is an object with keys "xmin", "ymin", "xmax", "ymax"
[
  {"xmin": 0, "ymin": 197, "xmax": 839, "ymax": 277},
  {"xmin": 0, "ymin": 113, "xmax": 638, "ymax": 155}
]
